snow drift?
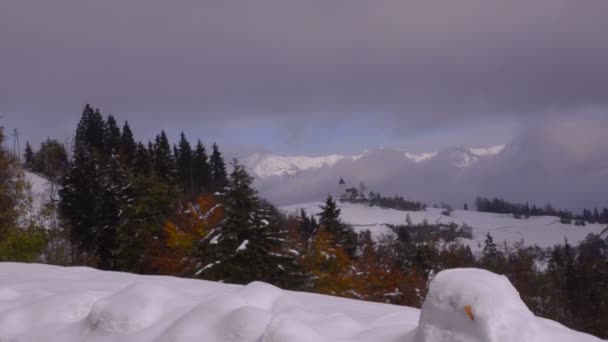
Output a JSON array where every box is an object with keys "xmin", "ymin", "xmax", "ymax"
[
  {"xmin": 0, "ymin": 263, "xmax": 602, "ymax": 342},
  {"xmin": 416, "ymin": 268, "xmax": 536, "ymax": 342}
]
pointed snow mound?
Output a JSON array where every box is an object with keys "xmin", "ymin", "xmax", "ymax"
[{"xmin": 416, "ymin": 268, "xmax": 536, "ymax": 342}]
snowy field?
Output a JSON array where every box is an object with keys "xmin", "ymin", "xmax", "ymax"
[
  {"xmin": 281, "ymin": 202, "xmax": 608, "ymax": 252},
  {"xmin": 0, "ymin": 263, "xmax": 602, "ymax": 342}
]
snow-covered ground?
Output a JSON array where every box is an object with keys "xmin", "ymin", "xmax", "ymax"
[
  {"xmin": 24, "ymin": 171, "xmax": 54, "ymax": 214},
  {"xmin": 0, "ymin": 263, "xmax": 602, "ymax": 342},
  {"xmin": 281, "ymin": 202, "xmax": 607, "ymax": 252}
]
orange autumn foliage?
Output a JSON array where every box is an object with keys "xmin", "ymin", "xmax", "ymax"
[{"xmin": 151, "ymin": 195, "xmax": 224, "ymax": 275}]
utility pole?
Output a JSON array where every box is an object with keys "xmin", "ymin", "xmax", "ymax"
[{"xmin": 12, "ymin": 128, "xmax": 21, "ymax": 162}]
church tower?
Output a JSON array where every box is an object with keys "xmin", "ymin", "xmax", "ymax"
[{"xmin": 338, "ymin": 177, "xmax": 346, "ymax": 199}]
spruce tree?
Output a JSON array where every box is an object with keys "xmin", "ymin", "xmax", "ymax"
[
  {"xmin": 60, "ymin": 135, "xmax": 101, "ymax": 260},
  {"xmin": 481, "ymin": 233, "xmax": 503, "ymax": 271},
  {"xmin": 176, "ymin": 132, "xmax": 194, "ymax": 195},
  {"xmin": 201, "ymin": 160, "xmax": 300, "ymax": 286},
  {"xmin": 119, "ymin": 121, "xmax": 137, "ymax": 167},
  {"xmin": 133, "ymin": 142, "xmax": 152, "ymax": 176},
  {"xmin": 193, "ymin": 140, "xmax": 211, "ymax": 194},
  {"xmin": 318, "ymin": 195, "xmax": 358, "ymax": 256},
  {"xmin": 209, "ymin": 143, "xmax": 227, "ymax": 193},
  {"xmin": 97, "ymin": 153, "xmax": 133, "ymax": 269},
  {"xmin": 24, "ymin": 142, "xmax": 34, "ymax": 170},
  {"xmin": 75, "ymin": 105, "xmax": 105, "ymax": 154},
  {"xmin": 153, "ymin": 131, "xmax": 174, "ymax": 181},
  {"xmin": 103, "ymin": 115, "xmax": 121, "ymax": 157}
]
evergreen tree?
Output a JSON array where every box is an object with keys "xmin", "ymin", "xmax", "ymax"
[
  {"xmin": 193, "ymin": 140, "xmax": 211, "ymax": 194},
  {"xmin": 23, "ymin": 142, "xmax": 34, "ymax": 169},
  {"xmin": 201, "ymin": 160, "xmax": 300, "ymax": 286},
  {"xmin": 75, "ymin": 105, "xmax": 105, "ymax": 154},
  {"xmin": 153, "ymin": 131, "xmax": 174, "ymax": 181},
  {"xmin": 318, "ymin": 195, "xmax": 358, "ymax": 256},
  {"xmin": 176, "ymin": 132, "xmax": 194, "ymax": 195},
  {"xmin": 97, "ymin": 153, "xmax": 133, "ymax": 269},
  {"xmin": 60, "ymin": 135, "xmax": 101, "ymax": 260},
  {"xmin": 464, "ymin": 203, "xmax": 468, "ymax": 211},
  {"xmin": 209, "ymin": 143, "xmax": 227, "ymax": 193},
  {"xmin": 481, "ymin": 233, "xmax": 503, "ymax": 271},
  {"xmin": 133, "ymin": 142, "xmax": 152, "ymax": 176},
  {"xmin": 298, "ymin": 209, "xmax": 317, "ymax": 242},
  {"xmin": 119, "ymin": 121, "xmax": 137, "ymax": 167},
  {"xmin": 103, "ymin": 114, "xmax": 121, "ymax": 157}
]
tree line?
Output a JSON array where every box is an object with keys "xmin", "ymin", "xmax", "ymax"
[{"xmin": 475, "ymin": 196, "xmax": 608, "ymax": 224}]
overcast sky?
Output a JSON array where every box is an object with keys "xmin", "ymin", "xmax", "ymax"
[{"xmin": 1, "ymin": 0, "xmax": 607, "ymax": 155}]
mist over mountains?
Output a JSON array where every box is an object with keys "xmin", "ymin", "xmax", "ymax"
[{"xmin": 247, "ymin": 117, "xmax": 608, "ymax": 211}]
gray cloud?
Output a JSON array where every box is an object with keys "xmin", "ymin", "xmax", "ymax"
[
  {"xmin": 1, "ymin": 0, "xmax": 607, "ymax": 130},
  {"xmin": 255, "ymin": 116, "xmax": 608, "ymax": 211}
]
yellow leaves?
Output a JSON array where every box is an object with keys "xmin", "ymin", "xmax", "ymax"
[
  {"xmin": 303, "ymin": 226, "xmax": 356, "ymax": 297},
  {"xmin": 153, "ymin": 195, "xmax": 224, "ymax": 275},
  {"xmin": 163, "ymin": 196, "xmax": 224, "ymax": 250}
]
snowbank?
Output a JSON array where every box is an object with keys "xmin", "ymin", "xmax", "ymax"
[
  {"xmin": 416, "ymin": 268, "xmax": 536, "ymax": 342},
  {"xmin": 0, "ymin": 263, "xmax": 602, "ymax": 342}
]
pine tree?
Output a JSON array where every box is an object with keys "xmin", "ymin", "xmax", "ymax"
[
  {"xmin": 193, "ymin": 140, "xmax": 211, "ymax": 194},
  {"xmin": 60, "ymin": 136, "xmax": 101, "ymax": 260},
  {"xmin": 199, "ymin": 160, "xmax": 300, "ymax": 286},
  {"xmin": 119, "ymin": 121, "xmax": 137, "ymax": 167},
  {"xmin": 97, "ymin": 153, "xmax": 133, "ymax": 269},
  {"xmin": 153, "ymin": 131, "xmax": 174, "ymax": 181},
  {"xmin": 176, "ymin": 132, "xmax": 194, "ymax": 196},
  {"xmin": 209, "ymin": 143, "xmax": 227, "ymax": 193},
  {"xmin": 23, "ymin": 142, "xmax": 34, "ymax": 169},
  {"xmin": 60, "ymin": 106, "xmax": 107, "ymax": 260},
  {"xmin": 103, "ymin": 114, "xmax": 121, "ymax": 157},
  {"xmin": 298, "ymin": 209, "xmax": 317, "ymax": 242},
  {"xmin": 318, "ymin": 195, "xmax": 358, "ymax": 256},
  {"xmin": 75, "ymin": 105, "xmax": 105, "ymax": 154},
  {"xmin": 133, "ymin": 142, "xmax": 152, "ymax": 176},
  {"xmin": 481, "ymin": 233, "xmax": 503, "ymax": 271}
]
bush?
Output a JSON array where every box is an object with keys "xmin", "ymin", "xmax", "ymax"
[{"xmin": 0, "ymin": 227, "xmax": 46, "ymax": 262}]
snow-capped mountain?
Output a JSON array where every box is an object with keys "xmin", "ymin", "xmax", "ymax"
[
  {"xmin": 246, "ymin": 145, "xmax": 504, "ymax": 178},
  {"xmin": 245, "ymin": 153, "xmax": 364, "ymax": 178}
]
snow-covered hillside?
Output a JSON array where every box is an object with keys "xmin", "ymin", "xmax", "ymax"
[
  {"xmin": 24, "ymin": 171, "xmax": 54, "ymax": 214},
  {"xmin": 0, "ymin": 263, "xmax": 602, "ymax": 342},
  {"xmin": 281, "ymin": 202, "xmax": 607, "ymax": 252}
]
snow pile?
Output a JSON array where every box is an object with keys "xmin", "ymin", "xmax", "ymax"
[
  {"xmin": 0, "ymin": 263, "xmax": 602, "ymax": 342},
  {"xmin": 416, "ymin": 268, "xmax": 536, "ymax": 342}
]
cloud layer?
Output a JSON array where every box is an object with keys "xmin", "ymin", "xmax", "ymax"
[
  {"xmin": 2, "ymin": 0, "xmax": 607, "ymax": 130},
  {"xmin": 254, "ymin": 116, "xmax": 608, "ymax": 211}
]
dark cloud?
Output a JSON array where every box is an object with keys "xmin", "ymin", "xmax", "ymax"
[{"xmin": 1, "ymin": 0, "xmax": 607, "ymax": 130}]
